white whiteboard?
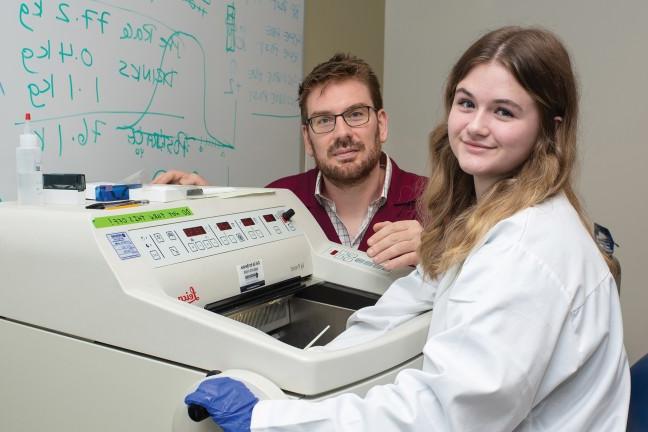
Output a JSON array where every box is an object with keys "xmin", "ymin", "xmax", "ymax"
[{"xmin": 0, "ymin": 0, "xmax": 304, "ymax": 201}]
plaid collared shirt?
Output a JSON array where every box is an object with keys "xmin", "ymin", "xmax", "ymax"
[{"xmin": 314, "ymin": 154, "xmax": 393, "ymax": 249}]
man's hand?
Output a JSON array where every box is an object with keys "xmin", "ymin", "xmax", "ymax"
[
  {"xmin": 366, "ymin": 220, "xmax": 422, "ymax": 270},
  {"xmin": 152, "ymin": 170, "xmax": 209, "ymax": 186}
]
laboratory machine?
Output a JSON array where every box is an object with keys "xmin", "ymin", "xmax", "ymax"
[{"xmin": 0, "ymin": 188, "xmax": 432, "ymax": 431}]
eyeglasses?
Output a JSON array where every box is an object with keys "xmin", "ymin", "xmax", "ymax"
[{"xmin": 306, "ymin": 105, "xmax": 376, "ymax": 134}]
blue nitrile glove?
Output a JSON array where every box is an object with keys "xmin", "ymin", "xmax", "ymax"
[{"xmin": 185, "ymin": 377, "xmax": 259, "ymax": 432}]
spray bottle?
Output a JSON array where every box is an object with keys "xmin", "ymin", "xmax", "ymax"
[{"xmin": 16, "ymin": 113, "xmax": 43, "ymax": 204}]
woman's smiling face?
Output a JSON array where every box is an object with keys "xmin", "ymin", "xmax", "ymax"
[{"xmin": 448, "ymin": 61, "xmax": 541, "ymax": 198}]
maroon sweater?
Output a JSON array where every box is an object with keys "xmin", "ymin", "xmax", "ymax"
[{"xmin": 266, "ymin": 158, "xmax": 427, "ymax": 252}]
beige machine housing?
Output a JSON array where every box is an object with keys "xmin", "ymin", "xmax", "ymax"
[{"xmin": 0, "ymin": 188, "xmax": 432, "ymax": 431}]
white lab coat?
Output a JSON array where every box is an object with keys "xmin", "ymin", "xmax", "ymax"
[{"xmin": 252, "ymin": 193, "xmax": 630, "ymax": 431}]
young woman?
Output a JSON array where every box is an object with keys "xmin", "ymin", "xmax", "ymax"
[{"xmin": 185, "ymin": 26, "xmax": 630, "ymax": 431}]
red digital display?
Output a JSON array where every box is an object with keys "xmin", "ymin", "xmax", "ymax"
[
  {"xmin": 263, "ymin": 214, "xmax": 276, "ymax": 222},
  {"xmin": 183, "ymin": 226, "xmax": 206, "ymax": 237},
  {"xmin": 241, "ymin": 217, "xmax": 255, "ymax": 227},
  {"xmin": 217, "ymin": 222, "xmax": 232, "ymax": 231}
]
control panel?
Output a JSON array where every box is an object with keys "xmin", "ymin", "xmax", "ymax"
[
  {"xmin": 123, "ymin": 206, "xmax": 300, "ymax": 267},
  {"xmin": 325, "ymin": 246, "xmax": 389, "ymax": 273}
]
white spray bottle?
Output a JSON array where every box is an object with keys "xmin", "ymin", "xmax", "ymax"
[{"xmin": 16, "ymin": 113, "xmax": 43, "ymax": 204}]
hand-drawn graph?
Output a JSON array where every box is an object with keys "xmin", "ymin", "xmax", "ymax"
[{"xmin": 0, "ymin": 0, "xmax": 303, "ymax": 201}]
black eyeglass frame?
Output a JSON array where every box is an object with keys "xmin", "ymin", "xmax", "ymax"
[{"xmin": 305, "ymin": 105, "xmax": 378, "ymax": 134}]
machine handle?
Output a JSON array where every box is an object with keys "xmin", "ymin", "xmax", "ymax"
[
  {"xmin": 187, "ymin": 404, "xmax": 210, "ymax": 422},
  {"xmin": 186, "ymin": 368, "xmax": 286, "ymax": 423},
  {"xmin": 187, "ymin": 370, "xmax": 221, "ymax": 422}
]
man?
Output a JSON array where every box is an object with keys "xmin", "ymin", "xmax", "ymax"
[{"xmin": 155, "ymin": 54, "xmax": 426, "ymax": 269}]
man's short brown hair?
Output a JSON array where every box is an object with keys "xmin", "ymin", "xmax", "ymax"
[{"xmin": 298, "ymin": 53, "xmax": 383, "ymax": 125}]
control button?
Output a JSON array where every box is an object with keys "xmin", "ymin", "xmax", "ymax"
[
  {"xmin": 273, "ymin": 226, "xmax": 282, "ymax": 234},
  {"xmin": 255, "ymin": 229, "xmax": 264, "ymax": 238},
  {"xmin": 169, "ymin": 246, "xmax": 180, "ymax": 256},
  {"xmin": 336, "ymin": 251, "xmax": 357, "ymax": 262},
  {"xmin": 167, "ymin": 231, "xmax": 177, "ymax": 241},
  {"xmin": 330, "ymin": 249, "xmax": 339, "ymax": 255},
  {"xmin": 248, "ymin": 230, "xmax": 257, "ymax": 239},
  {"xmin": 203, "ymin": 240, "xmax": 212, "ymax": 249},
  {"xmin": 154, "ymin": 233, "xmax": 164, "ymax": 242},
  {"xmin": 189, "ymin": 243, "xmax": 197, "ymax": 252},
  {"xmin": 282, "ymin": 208, "xmax": 295, "ymax": 221},
  {"xmin": 286, "ymin": 223, "xmax": 296, "ymax": 231},
  {"xmin": 220, "ymin": 236, "xmax": 230, "ymax": 245},
  {"xmin": 150, "ymin": 250, "xmax": 161, "ymax": 260},
  {"xmin": 236, "ymin": 233, "xmax": 245, "ymax": 242},
  {"xmin": 229, "ymin": 235, "xmax": 237, "ymax": 243},
  {"xmin": 196, "ymin": 241, "xmax": 205, "ymax": 250},
  {"xmin": 210, "ymin": 239, "xmax": 219, "ymax": 248}
]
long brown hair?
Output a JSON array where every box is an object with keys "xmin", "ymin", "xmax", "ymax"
[{"xmin": 419, "ymin": 26, "xmax": 616, "ymax": 279}]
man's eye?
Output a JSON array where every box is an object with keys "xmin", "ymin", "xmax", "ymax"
[
  {"xmin": 314, "ymin": 116, "xmax": 333, "ymax": 125},
  {"xmin": 347, "ymin": 109, "xmax": 365, "ymax": 119}
]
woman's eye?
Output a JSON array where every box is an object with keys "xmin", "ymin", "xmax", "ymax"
[
  {"xmin": 457, "ymin": 99, "xmax": 474, "ymax": 109},
  {"xmin": 495, "ymin": 108, "xmax": 514, "ymax": 118}
]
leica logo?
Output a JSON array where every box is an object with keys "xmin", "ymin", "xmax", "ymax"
[{"xmin": 178, "ymin": 286, "xmax": 200, "ymax": 304}]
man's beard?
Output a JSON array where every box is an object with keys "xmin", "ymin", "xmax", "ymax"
[{"xmin": 312, "ymin": 132, "xmax": 382, "ymax": 188}]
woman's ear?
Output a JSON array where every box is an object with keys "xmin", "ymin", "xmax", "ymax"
[{"xmin": 554, "ymin": 116, "xmax": 563, "ymax": 124}]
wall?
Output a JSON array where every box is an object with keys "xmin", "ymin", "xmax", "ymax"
[
  {"xmin": 303, "ymin": 0, "xmax": 384, "ymax": 84},
  {"xmin": 302, "ymin": 0, "xmax": 385, "ymax": 169},
  {"xmin": 383, "ymin": 0, "xmax": 647, "ymax": 364}
]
